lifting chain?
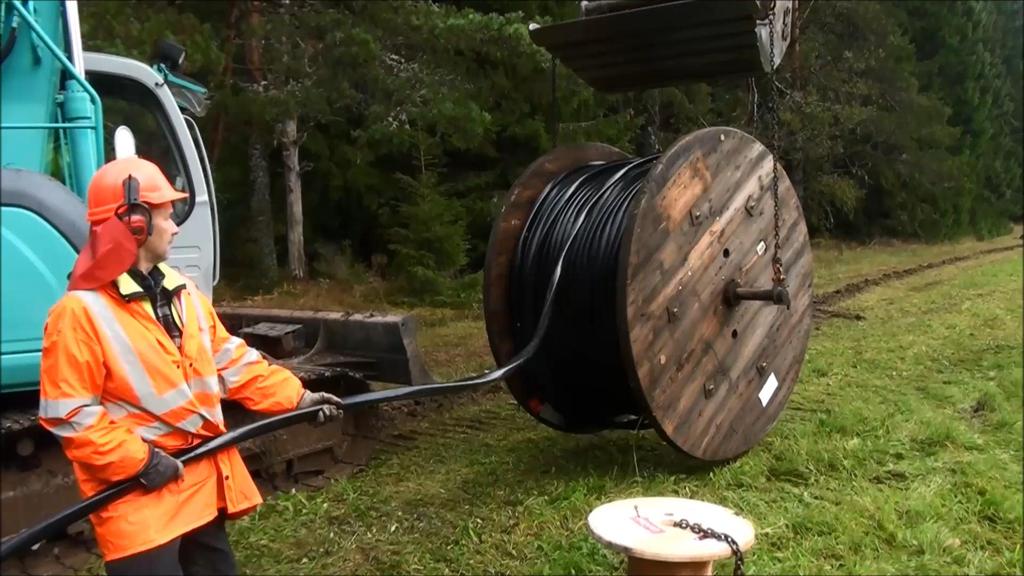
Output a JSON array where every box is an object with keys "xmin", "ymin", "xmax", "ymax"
[
  {"xmin": 673, "ymin": 518, "xmax": 746, "ymax": 576},
  {"xmin": 766, "ymin": 1, "xmax": 786, "ymax": 287},
  {"xmin": 730, "ymin": 1, "xmax": 789, "ymax": 309},
  {"xmin": 670, "ymin": 7, "xmax": 790, "ymax": 572}
]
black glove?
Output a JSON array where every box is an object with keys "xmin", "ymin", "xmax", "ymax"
[
  {"xmin": 296, "ymin": 390, "xmax": 344, "ymax": 426},
  {"xmin": 138, "ymin": 445, "xmax": 184, "ymax": 490}
]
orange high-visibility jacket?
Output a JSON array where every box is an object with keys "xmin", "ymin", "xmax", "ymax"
[{"xmin": 38, "ymin": 264, "xmax": 305, "ymax": 561}]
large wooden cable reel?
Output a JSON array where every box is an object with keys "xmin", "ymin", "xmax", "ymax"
[{"xmin": 483, "ymin": 127, "xmax": 812, "ymax": 464}]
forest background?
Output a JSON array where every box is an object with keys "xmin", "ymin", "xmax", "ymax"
[{"xmin": 80, "ymin": 0, "xmax": 1024, "ymax": 304}]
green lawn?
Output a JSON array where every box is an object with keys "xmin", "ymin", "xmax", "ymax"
[{"xmin": 222, "ymin": 246, "xmax": 1022, "ymax": 575}]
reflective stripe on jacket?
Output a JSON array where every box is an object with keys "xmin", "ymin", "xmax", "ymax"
[{"xmin": 38, "ymin": 264, "xmax": 305, "ymax": 561}]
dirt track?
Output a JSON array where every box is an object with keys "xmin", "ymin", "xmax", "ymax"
[{"xmin": 813, "ymin": 243, "xmax": 1022, "ymax": 320}]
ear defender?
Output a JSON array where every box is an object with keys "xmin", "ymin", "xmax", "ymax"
[{"xmin": 115, "ymin": 174, "xmax": 153, "ymax": 246}]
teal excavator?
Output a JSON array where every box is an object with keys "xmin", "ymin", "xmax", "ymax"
[{"xmin": 0, "ymin": 0, "xmax": 434, "ymax": 542}]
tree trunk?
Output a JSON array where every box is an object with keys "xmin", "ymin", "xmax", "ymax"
[
  {"xmin": 548, "ymin": 54, "xmax": 559, "ymax": 147},
  {"xmin": 248, "ymin": 138, "xmax": 278, "ymax": 288},
  {"xmin": 791, "ymin": 0, "xmax": 803, "ymax": 199},
  {"xmin": 791, "ymin": 154, "xmax": 805, "ymax": 200},
  {"xmin": 278, "ymin": 115, "xmax": 306, "ymax": 280},
  {"xmin": 634, "ymin": 90, "xmax": 660, "ymax": 156},
  {"xmin": 211, "ymin": 0, "xmax": 240, "ymax": 166},
  {"xmin": 241, "ymin": 0, "xmax": 276, "ymax": 288},
  {"xmin": 244, "ymin": 1, "xmax": 265, "ymax": 84},
  {"xmin": 792, "ymin": 0, "xmax": 801, "ymax": 92}
]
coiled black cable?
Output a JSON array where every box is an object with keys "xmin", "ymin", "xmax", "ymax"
[
  {"xmin": 1, "ymin": 155, "xmax": 633, "ymax": 562},
  {"xmin": 1, "ymin": 155, "xmax": 666, "ymax": 561},
  {"xmin": 510, "ymin": 155, "xmax": 659, "ymax": 432}
]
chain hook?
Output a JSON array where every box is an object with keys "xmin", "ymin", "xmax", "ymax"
[{"xmin": 673, "ymin": 518, "xmax": 745, "ymax": 576}]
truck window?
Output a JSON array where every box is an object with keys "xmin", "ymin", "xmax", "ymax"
[{"xmin": 85, "ymin": 73, "xmax": 195, "ymax": 225}]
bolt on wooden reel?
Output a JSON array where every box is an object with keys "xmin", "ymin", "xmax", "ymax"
[{"xmin": 483, "ymin": 127, "xmax": 813, "ymax": 464}]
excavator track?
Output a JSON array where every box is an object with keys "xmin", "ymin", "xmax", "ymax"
[
  {"xmin": 0, "ymin": 308, "xmax": 434, "ymax": 574},
  {"xmin": 226, "ymin": 364, "xmax": 383, "ymax": 494}
]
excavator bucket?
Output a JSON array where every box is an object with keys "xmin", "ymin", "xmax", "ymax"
[
  {"xmin": 212, "ymin": 307, "xmax": 435, "ymax": 491},
  {"xmin": 216, "ymin": 307, "xmax": 435, "ymax": 386},
  {"xmin": 530, "ymin": 0, "xmax": 796, "ymax": 92}
]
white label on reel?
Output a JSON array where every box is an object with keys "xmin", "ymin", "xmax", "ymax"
[
  {"xmin": 759, "ymin": 372, "xmax": 779, "ymax": 407},
  {"xmin": 756, "ymin": 240, "xmax": 767, "ymax": 256}
]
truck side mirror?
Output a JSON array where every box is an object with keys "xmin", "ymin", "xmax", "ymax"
[{"xmin": 152, "ymin": 38, "xmax": 186, "ymax": 72}]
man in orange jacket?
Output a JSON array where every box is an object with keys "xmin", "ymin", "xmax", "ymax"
[{"xmin": 39, "ymin": 155, "xmax": 344, "ymax": 575}]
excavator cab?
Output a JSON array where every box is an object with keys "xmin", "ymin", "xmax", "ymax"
[{"xmin": 530, "ymin": 0, "xmax": 795, "ymax": 92}]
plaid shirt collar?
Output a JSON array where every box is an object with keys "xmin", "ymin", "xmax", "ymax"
[
  {"xmin": 115, "ymin": 263, "xmax": 187, "ymax": 301},
  {"xmin": 114, "ymin": 263, "xmax": 188, "ymax": 348}
]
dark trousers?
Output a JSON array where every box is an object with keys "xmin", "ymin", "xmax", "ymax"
[{"xmin": 105, "ymin": 514, "xmax": 238, "ymax": 576}]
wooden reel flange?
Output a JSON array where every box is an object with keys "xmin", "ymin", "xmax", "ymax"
[{"xmin": 483, "ymin": 127, "xmax": 813, "ymax": 463}]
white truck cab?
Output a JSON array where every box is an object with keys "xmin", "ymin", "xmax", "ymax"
[{"xmin": 83, "ymin": 51, "xmax": 219, "ymax": 295}]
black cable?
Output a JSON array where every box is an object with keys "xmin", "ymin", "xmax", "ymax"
[
  {"xmin": 510, "ymin": 155, "xmax": 658, "ymax": 432},
  {"xmin": 1, "ymin": 154, "xmax": 670, "ymax": 560},
  {"xmin": 0, "ymin": 154, "xmax": 626, "ymax": 562}
]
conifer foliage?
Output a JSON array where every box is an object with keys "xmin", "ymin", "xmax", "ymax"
[{"xmin": 79, "ymin": 0, "xmax": 1023, "ymax": 296}]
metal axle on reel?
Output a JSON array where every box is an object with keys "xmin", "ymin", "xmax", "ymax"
[{"xmin": 724, "ymin": 279, "xmax": 790, "ymax": 309}]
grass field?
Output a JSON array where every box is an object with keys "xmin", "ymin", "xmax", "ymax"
[{"xmin": 215, "ymin": 233, "xmax": 1022, "ymax": 575}]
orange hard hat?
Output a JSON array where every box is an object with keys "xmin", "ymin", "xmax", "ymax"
[{"xmin": 86, "ymin": 156, "xmax": 188, "ymax": 224}]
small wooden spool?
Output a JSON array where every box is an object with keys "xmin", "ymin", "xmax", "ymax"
[
  {"xmin": 587, "ymin": 497, "xmax": 755, "ymax": 576},
  {"xmin": 483, "ymin": 127, "xmax": 813, "ymax": 464}
]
